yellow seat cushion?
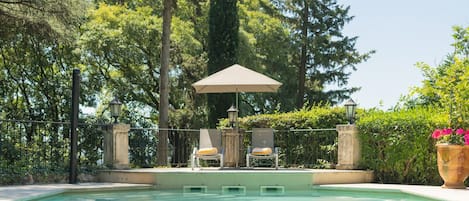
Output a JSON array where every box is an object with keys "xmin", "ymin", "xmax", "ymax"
[
  {"xmin": 197, "ymin": 147, "xmax": 218, "ymax": 155},
  {"xmin": 252, "ymin": 147, "xmax": 272, "ymax": 155}
]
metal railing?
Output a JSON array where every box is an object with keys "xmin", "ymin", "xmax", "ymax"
[
  {"xmin": 128, "ymin": 128, "xmax": 338, "ymax": 168},
  {"xmin": 273, "ymin": 128, "xmax": 337, "ymax": 168},
  {"xmin": 0, "ymin": 118, "xmax": 338, "ymax": 184},
  {"xmin": 0, "ymin": 119, "xmax": 105, "ymax": 184},
  {"xmin": 128, "ymin": 128, "xmax": 199, "ymax": 168}
]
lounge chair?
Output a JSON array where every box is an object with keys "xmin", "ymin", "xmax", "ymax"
[
  {"xmin": 246, "ymin": 128, "xmax": 279, "ymax": 170},
  {"xmin": 191, "ymin": 129, "xmax": 224, "ymax": 169}
]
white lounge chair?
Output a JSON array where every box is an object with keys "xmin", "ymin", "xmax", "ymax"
[
  {"xmin": 246, "ymin": 128, "xmax": 279, "ymax": 170},
  {"xmin": 191, "ymin": 129, "xmax": 224, "ymax": 169}
]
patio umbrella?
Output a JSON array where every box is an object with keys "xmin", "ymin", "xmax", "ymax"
[{"xmin": 192, "ymin": 64, "xmax": 282, "ymax": 110}]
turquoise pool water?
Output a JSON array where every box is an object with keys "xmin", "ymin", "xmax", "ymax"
[{"xmin": 36, "ymin": 188, "xmax": 437, "ymax": 201}]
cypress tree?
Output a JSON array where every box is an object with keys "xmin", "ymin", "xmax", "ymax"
[{"xmin": 207, "ymin": 0, "xmax": 239, "ymax": 127}]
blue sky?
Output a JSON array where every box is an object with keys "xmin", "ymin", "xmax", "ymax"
[{"xmin": 342, "ymin": 0, "xmax": 469, "ymax": 109}]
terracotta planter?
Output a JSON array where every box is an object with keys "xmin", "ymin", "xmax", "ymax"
[{"xmin": 436, "ymin": 144, "xmax": 469, "ymax": 189}]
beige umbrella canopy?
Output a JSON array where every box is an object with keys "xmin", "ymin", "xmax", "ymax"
[
  {"xmin": 192, "ymin": 64, "xmax": 282, "ymax": 110},
  {"xmin": 193, "ymin": 64, "xmax": 282, "ymax": 93}
]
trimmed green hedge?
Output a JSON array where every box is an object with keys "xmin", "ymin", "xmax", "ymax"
[
  {"xmin": 237, "ymin": 106, "xmax": 449, "ymax": 185},
  {"xmin": 237, "ymin": 106, "xmax": 347, "ymax": 129},
  {"xmin": 357, "ymin": 107, "xmax": 447, "ymax": 185},
  {"xmin": 228, "ymin": 106, "xmax": 348, "ymax": 167}
]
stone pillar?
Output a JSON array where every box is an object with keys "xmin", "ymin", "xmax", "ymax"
[
  {"xmin": 104, "ymin": 124, "xmax": 130, "ymax": 169},
  {"xmin": 336, "ymin": 124, "xmax": 360, "ymax": 170}
]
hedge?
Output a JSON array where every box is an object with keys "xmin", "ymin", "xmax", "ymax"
[
  {"xmin": 357, "ymin": 107, "xmax": 447, "ymax": 185},
  {"xmin": 237, "ymin": 106, "xmax": 348, "ymax": 130},
  {"xmin": 225, "ymin": 106, "xmax": 348, "ymax": 168}
]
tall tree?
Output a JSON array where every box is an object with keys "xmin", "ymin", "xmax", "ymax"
[
  {"xmin": 0, "ymin": 0, "xmax": 89, "ymax": 122},
  {"xmin": 158, "ymin": 0, "xmax": 172, "ymax": 166},
  {"xmin": 237, "ymin": 0, "xmax": 295, "ymax": 114},
  {"xmin": 286, "ymin": 0, "xmax": 374, "ymax": 108},
  {"xmin": 207, "ymin": 0, "xmax": 239, "ymax": 127},
  {"xmin": 0, "ymin": 0, "xmax": 92, "ymax": 170},
  {"xmin": 0, "ymin": 0, "xmax": 85, "ymax": 39},
  {"xmin": 80, "ymin": 2, "xmax": 206, "ymax": 130}
]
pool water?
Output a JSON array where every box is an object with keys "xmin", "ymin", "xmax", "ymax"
[{"xmin": 36, "ymin": 188, "xmax": 437, "ymax": 201}]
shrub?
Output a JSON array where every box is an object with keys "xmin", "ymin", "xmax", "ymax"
[
  {"xmin": 357, "ymin": 107, "xmax": 447, "ymax": 185},
  {"xmin": 230, "ymin": 106, "xmax": 348, "ymax": 167}
]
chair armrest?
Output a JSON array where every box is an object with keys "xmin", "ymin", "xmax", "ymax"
[
  {"xmin": 274, "ymin": 147, "xmax": 280, "ymax": 154},
  {"xmin": 192, "ymin": 147, "xmax": 198, "ymax": 155}
]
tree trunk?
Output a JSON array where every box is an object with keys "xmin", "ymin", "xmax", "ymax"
[
  {"xmin": 158, "ymin": 0, "xmax": 172, "ymax": 167},
  {"xmin": 297, "ymin": 1, "xmax": 308, "ymax": 109}
]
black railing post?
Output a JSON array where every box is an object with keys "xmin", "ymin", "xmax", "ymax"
[{"xmin": 69, "ymin": 69, "xmax": 80, "ymax": 184}]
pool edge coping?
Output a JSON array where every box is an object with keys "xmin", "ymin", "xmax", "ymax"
[{"xmin": 3, "ymin": 183, "xmax": 468, "ymax": 201}]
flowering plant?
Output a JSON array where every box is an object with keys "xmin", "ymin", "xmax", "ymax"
[{"xmin": 432, "ymin": 128, "xmax": 469, "ymax": 145}]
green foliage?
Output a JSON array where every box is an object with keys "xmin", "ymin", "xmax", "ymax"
[
  {"xmin": 0, "ymin": 0, "xmax": 88, "ymax": 39},
  {"xmin": 79, "ymin": 4, "xmax": 163, "ymax": 111},
  {"xmin": 357, "ymin": 107, "xmax": 447, "ymax": 185},
  {"xmin": 408, "ymin": 26, "xmax": 469, "ymax": 127},
  {"xmin": 80, "ymin": 3, "xmax": 207, "ymax": 128},
  {"xmin": 0, "ymin": 119, "xmax": 105, "ymax": 185},
  {"xmin": 0, "ymin": 0, "xmax": 444, "ymax": 184},
  {"xmin": 0, "ymin": 0, "xmax": 99, "ymax": 122},
  {"xmin": 452, "ymin": 26, "xmax": 469, "ymax": 58},
  {"xmin": 379, "ymin": 26, "xmax": 469, "ymax": 185},
  {"xmin": 207, "ymin": 0, "xmax": 240, "ymax": 127},
  {"xmin": 208, "ymin": 0, "xmax": 239, "ymax": 69},
  {"xmin": 239, "ymin": 106, "xmax": 346, "ymax": 129},
  {"xmin": 285, "ymin": 0, "xmax": 375, "ymax": 106},
  {"xmin": 1, "ymin": 0, "xmax": 374, "ymax": 129},
  {"xmin": 237, "ymin": 0, "xmax": 295, "ymax": 113},
  {"xmin": 413, "ymin": 58, "xmax": 469, "ymax": 128},
  {"xmin": 227, "ymin": 106, "xmax": 347, "ymax": 167}
]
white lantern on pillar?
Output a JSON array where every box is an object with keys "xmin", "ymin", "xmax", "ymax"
[
  {"xmin": 344, "ymin": 99, "xmax": 357, "ymax": 124},
  {"xmin": 109, "ymin": 97, "xmax": 122, "ymax": 124},
  {"xmin": 227, "ymin": 105, "xmax": 238, "ymax": 128}
]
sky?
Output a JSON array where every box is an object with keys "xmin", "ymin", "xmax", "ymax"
[{"xmin": 341, "ymin": 0, "xmax": 469, "ymax": 109}]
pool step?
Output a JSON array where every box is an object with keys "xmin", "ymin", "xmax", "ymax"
[
  {"xmin": 260, "ymin": 186, "xmax": 285, "ymax": 196},
  {"xmin": 183, "ymin": 185, "xmax": 207, "ymax": 194},
  {"xmin": 183, "ymin": 185, "xmax": 286, "ymax": 196},
  {"xmin": 221, "ymin": 186, "xmax": 246, "ymax": 195}
]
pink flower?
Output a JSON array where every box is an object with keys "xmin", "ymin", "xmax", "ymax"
[
  {"xmin": 432, "ymin": 129, "xmax": 442, "ymax": 139},
  {"xmin": 442, "ymin": 128, "xmax": 453, "ymax": 135},
  {"xmin": 432, "ymin": 128, "xmax": 469, "ymax": 145},
  {"xmin": 465, "ymin": 134, "xmax": 469, "ymax": 145}
]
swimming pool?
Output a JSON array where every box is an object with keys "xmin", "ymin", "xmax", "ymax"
[{"xmin": 35, "ymin": 188, "xmax": 437, "ymax": 201}]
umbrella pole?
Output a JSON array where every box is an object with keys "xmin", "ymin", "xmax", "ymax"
[
  {"xmin": 236, "ymin": 91, "xmax": 239, "ymax": 128},
  {"xmin": 236, "ymin": 92, "xmax": 238, "ymax": 111}
]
